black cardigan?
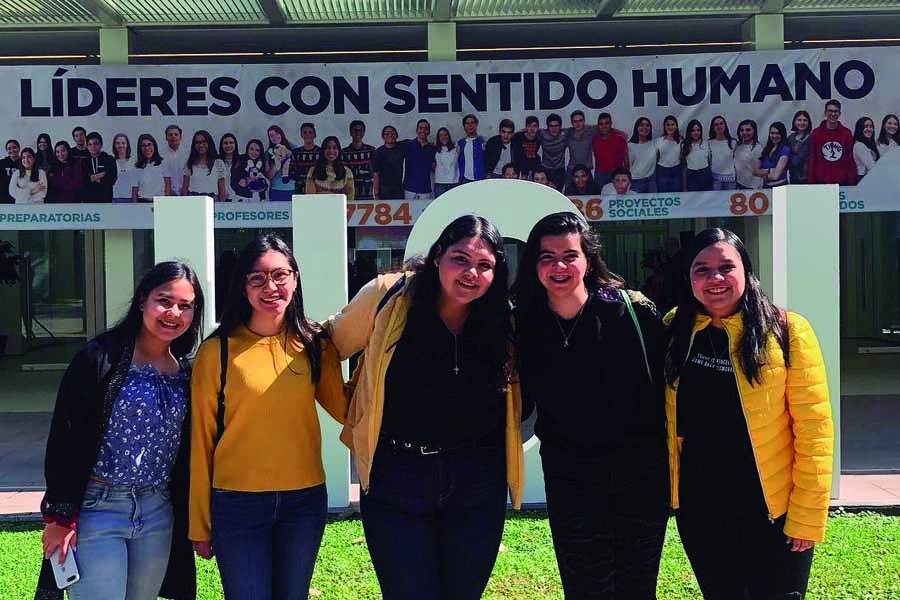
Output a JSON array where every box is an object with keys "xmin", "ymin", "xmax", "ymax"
[{"xmin": 35, "ymin": 331, "xmax": 196, "ymax": 600}]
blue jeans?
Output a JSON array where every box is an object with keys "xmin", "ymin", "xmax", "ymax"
[
  {"xmin": 360, "ymin": 440, "xmax": 508, "ymax": 600},
  {"xmin": 686, "ymin": 167, "xmax": 713, "ymax": 192},
  {"xmin": 67, "ymin": 481, "xmax": 174, "ymax": 600},
  {"xmin": 433, "ymin": 182, "xmax": 457, "ymax": 198},
  {"xmin": 655, "ymin": 164, "xmax": 683, "ymax": 192},
  {"xmin": 630, "ymin": 176, "xmax": 655, "ymax": 194},
  {"xmin": 211, "ymin": 484, "xmax": 327, "ymax": 600}
]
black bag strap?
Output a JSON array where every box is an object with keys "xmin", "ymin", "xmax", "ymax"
[
  {"xmin": 378, "ymin": 274, "xmax": 406, "ymax": 315},
  {"xmin": 215, "ymin": 334, "xmax": 228, "ymax": 445}
]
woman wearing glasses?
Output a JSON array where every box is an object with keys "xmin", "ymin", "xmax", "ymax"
[{"xmin": 189, "ymin": 234, "xmax": 347, "ymax": 600}]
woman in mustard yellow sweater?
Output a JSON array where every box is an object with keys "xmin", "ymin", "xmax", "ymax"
[
  {"xmin": 189, "ymin": 234, "xmax": 346, "ymax": 600},
  {"xmin": 664, "ymin": 228, "xmax": 833, "ymax": 600}
]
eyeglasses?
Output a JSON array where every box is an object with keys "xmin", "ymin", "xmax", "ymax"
[{"xmin": 246, "ymin": 268, "xmax": 296, "ymax": 288}]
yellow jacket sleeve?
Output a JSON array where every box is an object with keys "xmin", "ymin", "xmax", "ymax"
[
  {"xmin": 189, "ymin": 337, "xmax": 221, "ymax": 542},
  {"xmin": 305, "ymin": 169, "xmax": 317, "ymax": 195},
  {"xmin": 344, "ymin": 171, "xmax": 355, "ymax": 201},
  {"xmin": 784, "ymin": 312, "xmax": 834, "ymax": 542},
  {"xmin": 316, "ymin": 338, "xmax": 349, "ymax": 424},
  {"xmin": 326, "ymin": 274, "xmax": 395, "ymax": 360}
]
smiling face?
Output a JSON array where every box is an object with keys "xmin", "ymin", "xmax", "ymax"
[
  {"xmin": 713, "ymin": 117, "xmax": 726, "ymax": 137},
  {"xmin": 55, "ymin": 144, "xmax": 69, "ymax": 163},
  {"xmin": 739, "ymin": 123, "xmax": 754, "ymax": 144},
  {"xmin": 141, "ymin": 138, "xmax": 155, "ymax": 159},
  {"xmin": 382, "ymin": 127, "xmax": 398, "ymax": 146},
  {"xmin": 6, "ymin": 141, "xmax": 19, "ymax": 160},
  {"xmin": 245, "ymin": 250, "xmax": 297, "ymax": 322},
  {"xmin": 638, "ymin": 119, "xmax": 651, "ymax": 140},
  {"xmin": 537, "ymin": 232, "xmax": 588, "ymax": 302},
  {"xmin": 166, "ymin": 128, "xmax": 181, "ymax": 150},
  {"xmin": 548, "ymin": 120, "xmax": 562, "ymax": 136},
  {"xmin": 248, "ymin": 142, "xmax": 262, "ymax": 160},
  {"xmin": 886, "ymin": 117, "xmax": 899, "ymax": 136},
  {"xmin": 323, "ymin": 139, "xmax": 339, "ymax": 162},
  {"xmin": 572, "ymin": 113, "xmax": 585, "ymax": 132},
  {"xmin": 350, "ymin": 123, "xmax": 365, "ymax": 144},
  {"xmin": 20, "ymin": 151, "xmax": 34, "ymax": 169},
  {"xmin": 598, "ymin": 117, "xmax": 612, "ymax": 137},
  {"xmin": 73, "ymin": 130, "xmax": 86, "ymax": 148},
  {"xmin": 438, "ymin": 129, "xmax": 450, "ymax": 146},
  {"xmin": 113, "ymin": 136, "xmax": 128, "ymax": 159},
  {"xmin": 267, "ymin": 129, "xmax": 283, "ymax": 146},
  {"xmin": 436, "ymin": 236, "xmax": 497, "ymax": 312},
  {"xmin": 38, "ymin": 138, "xmax": 49, "ymax": 150},
  {"xmin": 222, "ymin": 136, "xmax": 236, "ymax": 156},
  {"xmin": 863, "ymin": 119, "xmax": 875, "ymax": 139},
  {"xmin": 769, "ymin": 126, "xmax": 782, "ymax": 146},
  {"xmin": 301, "ymin": 126, "xmax": 316, "ymax": 146},
  {"xmin": 416, "ymin": 121, "xmax": 431, "ymax": 142},
  {"xmin": 690, "ymin": 124, "xmax": 702, "ymax": 142},
  {"xmin": 690, "ymin": 241, "xmax": 746, "ymax": 322},
  {"xmin": 573, "ymin": 168, "xmax": 589, "ymax": 191},
  {"xmin": 140, "ymin": 277, "xmax": 196, "ymax": 346},
  {"xmin": 794, "ymin": 114, "xmax": 810, "ymax": 133},
  {"xmin": 463, "ymin": 117, "xmax": 478, "ymax": 136},
  {"xmin": 825, "ymin": 103, "xmax": 841, "ymax": 126},
  {"xmin": 193, "ymin": 135, "xmax": 208, "ymax": 156}
]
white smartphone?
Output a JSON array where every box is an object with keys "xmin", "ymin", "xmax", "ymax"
[{"xmin": 49, "ymin": 546, "xmax": 80, "ymax": 589}]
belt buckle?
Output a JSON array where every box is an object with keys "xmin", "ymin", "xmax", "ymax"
[{"xmin": 419, "ymin": 446, "xmax": 440, "ymax": 456}]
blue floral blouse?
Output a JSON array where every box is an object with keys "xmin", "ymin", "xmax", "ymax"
[{"xmin": 93, "ymin": 363, "xmax": 189, "ymax": 487}]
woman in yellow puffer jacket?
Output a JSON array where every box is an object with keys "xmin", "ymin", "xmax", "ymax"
[{"xmin": 664, "ymin": 228, "xmax": 833, "ymax": 600}]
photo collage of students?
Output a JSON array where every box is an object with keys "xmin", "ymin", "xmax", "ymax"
[{"xmin": 2, "ymin": 98, "xmax": 893, "ymax": 205}]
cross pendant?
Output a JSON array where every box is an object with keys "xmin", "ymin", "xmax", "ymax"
[{"xmin": 454, "ymin": 366, "xmax": 459, "ymax": 375}]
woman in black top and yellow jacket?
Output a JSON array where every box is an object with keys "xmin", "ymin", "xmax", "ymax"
[
  {"xmin": 327, "ymin": 215, "xmax": 523, "ymax": 600},
  {"xmin": 512, "ymin": 211, "xmax": 669, "ymax": 600}
]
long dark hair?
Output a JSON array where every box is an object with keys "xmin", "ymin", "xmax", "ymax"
[
  {"xmin": 266, "ymin": 125, "xmax": 293, "ymax": 150},
  {"xmin": 18, "ymin": 148, "xmax": 40, "ymax": 182},
  {"xmin": 877, "ymin": 114, "xmax": 900, "ymax": 147},
  {"xmin": 135, "ymin": 134, "xmax": 163, "ymax": 169},
  {"xmin": 681, "ymin": 119, "xmax": 704, "ymax": 159},
  {"xmin": 52, "ymin": 141, "xmax": 72, "ymax": 170},
  {"xmin": 511, "ymin": 211, "xmax": 623, "ymax": 319},
  {"xmin": 313, "ymin": 136, "xmax": 347, "ymax": 181},
  {"xmin": 737, "ymin": 119, "xmax": 760, "ymax": 147},
  {"xmin": 213, "ymin": 233, "xmax": 324, "ymax": 382},
  {"xmin": 218, "ymin": 133, "xmax": 238, "ymax": 164},
  {"xmin": 661, "ymin": 115, "xmax": 681, "ymax": 143},
  {"xmin": 664, "ymin": 228, "xmax": 789, "ymax": 387},
  {"xmin": 791, "ymin": 110, "xmax": 812, "ymax": 135},
  {"xmin": 35, "ymin": 133, "xmax": 53, "ymax": 169},
  {"xmin": 108, "ymin": 261, "xmax": 205, "ymax": 359},
  {"xmin": 402, "ymin": 215, "xmax": 512, "ymax": 391},
  {"xmin": 629, "ymin": 117, "xmax": 653, "ymax": 143},
  {"xmin": 760, "ymin": 121, "xmax": 788, "ymax": 161},
  {"xmin": 854, "ymin": 116, "xmax": 880, "ymax": 161},
  {"xmin": 709, "ymin": 115, "xmax": 735, "ymax": 150},
  {"xmin": 436, "ymin": 127, "xmax": 455, "ymax": 151},
  {"xmin": 186, "ymin": 130, "xmax": 219, "ymax": 175},
  {"xmin": 234, "ymin": 139, "xmax": 268, "ymax": 174}
]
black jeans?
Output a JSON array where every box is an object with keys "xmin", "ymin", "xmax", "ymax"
[
  {"xmin": 675, "ymin": 506, "xmax": 813, "ymax": 600},
  {"xmin": 360, "ymin": 440, "xmax": 508, "ymax": 600},
  {"xmin": 543, "ymin": 454, "xmax": 670, "ymax": 600}
]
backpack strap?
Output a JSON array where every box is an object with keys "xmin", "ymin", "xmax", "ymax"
[
  {"xmin": 620, "ymin": 289, "xmax": 653, "ymax": 385},
  {"xmin": 215, "ymin": 334, "xmax": 228, "ymax": 445}
]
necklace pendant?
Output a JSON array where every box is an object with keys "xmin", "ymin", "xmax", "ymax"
[
  {"xmin": 453, "ymin": 366, "xmax": 459, "ymax": 375},
  {"xmin": 563, "ymin": 340, "xmax": 569, "ymax": 348}
]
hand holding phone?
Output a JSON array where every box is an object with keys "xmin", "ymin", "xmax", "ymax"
[{"xmin": 49, "ymin": 546, "xmax": 80, "ymax": 589}]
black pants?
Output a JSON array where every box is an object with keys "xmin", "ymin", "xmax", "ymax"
[
  {"xmin": 675, "ymin": 506, "xmax": 813, "ymax": 600},
  {"xmin": 543, "ymin": 456, "xmax": 670, "ymax": 599},
  {"xmin": 360, "ymin": 440, "xmax": 508, "ymax": 600}
]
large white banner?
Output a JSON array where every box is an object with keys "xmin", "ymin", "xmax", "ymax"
[{"xmin": 5, "ymin": 48, "xmax": 890, "ymax": 151}]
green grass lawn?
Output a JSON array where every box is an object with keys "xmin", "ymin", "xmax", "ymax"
[{"xmin": 2, "ymin": 511, "xmax": 898, "ymax": 599}]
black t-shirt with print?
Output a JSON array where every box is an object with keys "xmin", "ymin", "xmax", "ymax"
[{"xmin": 676, "ymin": 325, "xmax": 768, "ymax": 516}]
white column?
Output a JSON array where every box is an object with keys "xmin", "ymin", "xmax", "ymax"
[
  {"xmin": 99, "ymin": 27, "xmax": 129, "ymax": 65},
  {"xmin": 153, "ymin": 196, "xmax": 216, "ymax": 335},
  {"xmin": 104, "ymin": 230, "xmax": 134, "ymax": 326},
  {"xmin": 770, "ymin": 185, "xmax": 841, "ymax": 497},
  {"xmin": 428, "ymin": 22, "xmax": 457, "ymax": 62},
  {"xmin": 742, "ymin": 14, "xmax": 785, "ymax": 51},
  {"xmin": 292, "ymin": 193, "xmax": 350, "ymax": 509}
]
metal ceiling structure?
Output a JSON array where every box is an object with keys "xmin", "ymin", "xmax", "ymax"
[{"xmin": 2, "ymin": 0, "xmax": 900, "ymax": 27}]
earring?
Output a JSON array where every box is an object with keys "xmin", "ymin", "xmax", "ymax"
[{"xmin": 139, "ymin": 305, "xmax": 144, "ymax": 311}]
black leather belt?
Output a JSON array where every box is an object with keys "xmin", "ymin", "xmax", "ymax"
[{"xmin": 379, "ymin": 432, "xmax": 459, "ymax": 456}]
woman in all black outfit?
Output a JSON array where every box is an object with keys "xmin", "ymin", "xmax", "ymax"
[{"xmin": 512, "ymin": 212, "xmax": 669, "ymax": 600}]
